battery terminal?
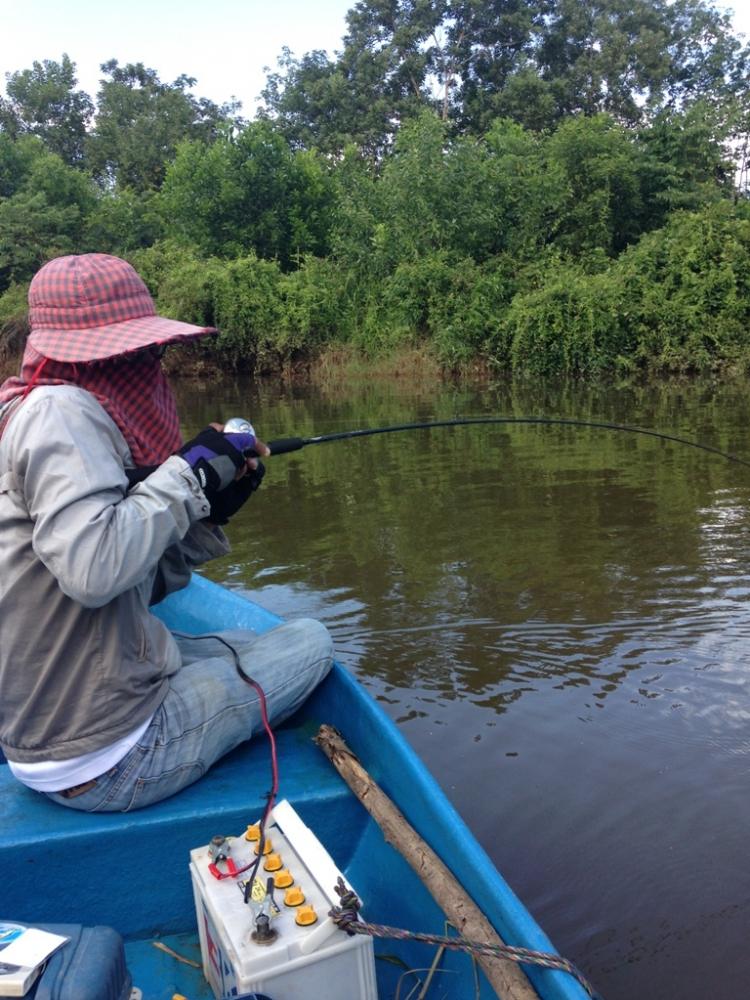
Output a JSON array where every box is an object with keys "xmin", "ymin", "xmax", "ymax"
[
  {"xmin": 273, "ymin": 869, "xmax": 294, "ymax": 889},
  {"xmin": 284, "ymin": 885, "xmax": 305, "ymax": 907},
  {"xmin": 207, "ymin": 836, "xmax": 238, "ymax": 879},
  {"xmin": 295, "ymin": 904, "xmax": 318, "ymax": 927}
]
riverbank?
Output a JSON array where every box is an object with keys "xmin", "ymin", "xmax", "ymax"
[
  {"xmin": 0, "ymin": 339, "xmax": 492, "ymax": 386},
  {"xmin": 5, "ymin": 200, "xmax": 750, "ymax": 386}
]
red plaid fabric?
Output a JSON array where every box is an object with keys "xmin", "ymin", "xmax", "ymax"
[
  {"xmin": 0, "ymin": 344, "xmax": 183, "ymax": 465},
  {"xmin": 0, "ymin": 254, "xmax": 217, "ymax": 464},
  {"xmin": 27, "ymin": 254, "xmax": 215, "ymax": 362}
]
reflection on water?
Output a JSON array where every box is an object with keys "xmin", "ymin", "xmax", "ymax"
[{"xmin": 174, "ymin": 375, "xmax": 750, "ymax": 1000}]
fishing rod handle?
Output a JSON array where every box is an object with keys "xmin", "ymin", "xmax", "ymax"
[{"xmin": 266, "ymin": 437, "xmax": 307, "ymax": 455}]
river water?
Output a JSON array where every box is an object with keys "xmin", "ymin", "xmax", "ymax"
[{"xmin": 174, "ymin": 374, "xmax": 750, "ymax": 1000}]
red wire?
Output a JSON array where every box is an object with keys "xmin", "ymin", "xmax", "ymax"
[
  {"xmin": 214, "ymin": 675, "xmax": 279, "ymax": 881},
  {"xmin": 175, "ymin": 631, "xmax": 280, "ymax": 884}
]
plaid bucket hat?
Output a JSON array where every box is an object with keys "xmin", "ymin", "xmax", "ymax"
[{"xmin": 27, "ymin": 253, "xmax": 217, "ymax": 362}]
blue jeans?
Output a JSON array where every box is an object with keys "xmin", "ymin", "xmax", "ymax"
[{"xmin": 43, "ymin": 620, "xmax": 333, "ymax": 812}]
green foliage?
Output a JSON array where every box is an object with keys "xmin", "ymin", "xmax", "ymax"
[
  {"xmin": 0, "ymin": 282, "xmax": 29, "ymax": 363},
  {"xmin": 502, "ymin": 263, "xmax": 628, "ymax": 375},
  {"xmin": 0, "ymin": 134, "xmax": 44, "ymax": 199},
  {"xmin": 133, "ymin": 245, "xmax": 346, "ymax": 370},
  {"xmin": 638, "ymin": 102, "xmax": 736, "ymax": 214},
  {"xmin": 0, "ymin": 11, "xmax": 748, "ymax": 376},
  {"xmin": 499, "ymin": 204, "xmax": 750, "ymax": 375},
  {"xmin": 615, "ymin": 204, "xmax": 750, "ymax": 372},
  {"xmin": 83, "ymin": 188, "xmax": 162, "ymax": 254},
  {"xmin": 544, "ymin": 114, "xmax": 646, "ymax": 256},
  {"xmin": 1, "ymin": 54, "xmax": 93, "ymax": 165},
  {"xmin": 86, "ymin": 61, "xmax": 238, "ymax": 191},
  {"xmin": 0, "ymin": 147, "xmax": 97, "ymax": 290},
  {"xmin": 332, "ymin": 112, "xmax": 552, "ymax": 278},
  {"xmin": 260, "ymin": 49, "xmax": 375, "ymax": 156},
  {"xmin": 158, "ymin": 121, "xmax": 334, "ymax": 267},
  {"xmin": 260, "ymin": 0, "xmax": 746, "ymax": 153}
]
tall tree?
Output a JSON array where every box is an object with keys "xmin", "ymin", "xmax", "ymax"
[
  {"xmin": 87, "ymin": 60, "xmax": 240, "ymax": 190},
  {"xmin": 259, "ymin": 49, "xmax": 365, "ymax": 154},
  {"xmin": 261, "ymin": 1, "xmax": 445, "ymax": 154},
  {"xmin": 0, "ymin": 55, "xmax": 93, "ymax": 165},
  {"xmin": 261, "ymin": 0, "xmax": 748, "ymax": 149}
]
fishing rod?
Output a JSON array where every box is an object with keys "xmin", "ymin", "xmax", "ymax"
[{"xmin": 224, "ymin": 416, "xmax": 750, "ymax": 470}]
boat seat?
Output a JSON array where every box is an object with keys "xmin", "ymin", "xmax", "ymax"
[{"xmin": 0, "ymin": 719, "xmax": 354, "ymax": 939}]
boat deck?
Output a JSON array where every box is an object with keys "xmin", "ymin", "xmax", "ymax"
[{"xmin": 0, "ymin": 577, "xmax": 589, "ymax": 1000}]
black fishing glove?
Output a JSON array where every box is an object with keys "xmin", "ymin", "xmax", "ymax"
[
  {"xmin": 178, "ymin": 427, "xmax": 248, "ymax": 500},
  {"xmin": 208, "ymin": 461, "xmax": 266, "ymax": 525},
  {"xmin": 125, "ymin": 466, "xmax": 157, "ymax": 488}
]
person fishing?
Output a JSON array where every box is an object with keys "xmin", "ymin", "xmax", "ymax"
[{"xmin": 0, "ymin": 252, "xmax": 333, "ymax": 811}]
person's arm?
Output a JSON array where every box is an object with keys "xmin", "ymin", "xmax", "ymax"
[
  {"xmin": 148, "ymin": 522, "xmax": 230, "ymax": 605},
  {"xmin": 13, "ymin": 389, "xmax": 211, "ymax": 609}
]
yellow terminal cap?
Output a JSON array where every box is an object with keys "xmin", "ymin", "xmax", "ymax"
[
  {"xmin": 295, "ymin": 905, "xmax": 318, "ymax": 926},
  {"xmin": 253, "ymin": 837, "xmax": 273, "ymax": 856},
  {"xmin": 284, "ymin": 885, "xmax": 305, "ymax": 907},
  {"xmin": 244, "ymin": 823, "xmax": 260, "ymax": 842},
  {"xmin": 273, "ymin": 869, "xmax": 294, "ymax": 889},
  {"xmin": 264, "ymin": 852, "xmax": 283, "ymax": 872}
]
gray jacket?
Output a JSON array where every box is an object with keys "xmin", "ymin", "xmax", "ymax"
[{"xmin": 0, "ymin": 385, "xmax": 229, "ymax": 763}]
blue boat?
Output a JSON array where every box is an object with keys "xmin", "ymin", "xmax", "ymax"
[{"xmin": 0, "ymin": 574, "xmax": 591, "ymax": 1000}]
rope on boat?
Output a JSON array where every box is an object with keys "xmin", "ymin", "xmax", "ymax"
[{"xmin": 329, "ymin": 878, "xmax": 601, "ymax": 1000}]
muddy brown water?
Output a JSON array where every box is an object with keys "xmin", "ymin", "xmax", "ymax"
[{"xmin": 175, "ymin": 374, "xmax": 750, "ymax": 1000}]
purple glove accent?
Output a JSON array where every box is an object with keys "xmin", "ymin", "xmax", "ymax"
[
  {"xmin": 178, "ymin": 427, "xmax": 245, "ymax": 498},
  {"xmin": 181, "ymin": 443, "xmax": 224, "ymax": 465},
  {"xmin": 223, "ymin": 430, "xmax": 257, "ymax": 456}
]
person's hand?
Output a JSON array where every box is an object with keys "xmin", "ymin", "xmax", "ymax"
[
  {"xmin": 208, "ymin": 461, "xmax": 266, "ymax": 524},
  {"xmin": 208, "ymin": 422, "xmax": 270, "ymax": 479},
  {"xmin": 178, "ymin": 427, "xmax": 249, "ymax": 499}
]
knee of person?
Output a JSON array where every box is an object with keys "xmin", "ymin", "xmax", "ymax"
[{"xmin": 291, "ymin": 618, "xmax": 334, "ymax": 670}]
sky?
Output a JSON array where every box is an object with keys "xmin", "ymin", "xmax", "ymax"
[
  {"xmin": 0, "ymin": 0, "xmax": 354, "ymax": 114},
  {"xmin": 1, "ymin": 0, "xmax": 750, "ymax": 115}
]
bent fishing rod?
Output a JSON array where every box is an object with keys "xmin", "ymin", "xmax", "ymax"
[{"xmin": 225, "ymin": 416, "xmax": 750, "ymax": 470}]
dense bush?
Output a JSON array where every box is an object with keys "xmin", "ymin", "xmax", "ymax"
[
  {"xmin": 1, "ymin": 36, "xmax": 749, "ymax": 376},
  {"xmin": 499, "ymin": 204, "xmax": 750, "ymax": 375}
]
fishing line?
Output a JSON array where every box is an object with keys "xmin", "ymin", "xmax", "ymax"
[{"xmin": 261, "ymin": 416, "xmax": 750, "ymax": 469}]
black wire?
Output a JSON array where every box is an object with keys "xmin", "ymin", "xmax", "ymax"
[
  {"xmin": 171, "ymin": 630, "xmax": 271, "ymax": 901},
  {"xmin": 301, "ymin": 416, "xmax": 750, "ymax": 469}
]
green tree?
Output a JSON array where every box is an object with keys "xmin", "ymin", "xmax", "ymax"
[
  {"xmin": 543, "ymin": 115, "xmax": 647, "ymax": 257},
  {"xmin": 84, "ymin": 188, "xmax": 162, "ymax": 255},
  {"xmin": 261, "ymin": 2, "xmax": 445, "ymax": 154},
  {"xmin": 261, "ymin": 0, "xmax": 747, "ymax": 146},
  {"xmin": 87, "ymin": 60, "xmax": 239, "ymax": 190},
  {"xmin": 0, "ymin": 147, "xmax": 97, "ymax": 290},
  {"xmin": 0, "ymin": 134, "xmax": 44, "ymax": 199},
  {"xmin": 638, "ymin": 101, "xmax": 736, "ymax": 217},
  {"xmin": 158, "ymin": 120, "xmax": 334, "ymax": 268},
  {"xmin": 0, "ymin": 55, "xmax": 93, "ymax": 165},
  {"xmin": 260, "ymin": 50, "xmax": 363, "ymax": 155}
]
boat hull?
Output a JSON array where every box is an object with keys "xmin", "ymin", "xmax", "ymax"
[{"xmin": 0, "ymin": 575, "xmax": 587, "ymax": 999}]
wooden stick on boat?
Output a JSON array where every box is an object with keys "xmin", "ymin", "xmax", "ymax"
[{"xmin": 315, "ymin": 724, "xmax": 539, "ymax": 1000}]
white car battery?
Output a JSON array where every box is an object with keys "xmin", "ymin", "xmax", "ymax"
[{"xmin": 190, "ymin": 799, "xmax": 377, "ymax": 1000}]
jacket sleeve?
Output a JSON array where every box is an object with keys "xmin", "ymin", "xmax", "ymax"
[
  {"xmin": 12, "ymin": 388, "xmax": 214, "ymax": 609},
  {"xmin": 148, "ymin": 522, "xmax": 230, "ymax": 605}
]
